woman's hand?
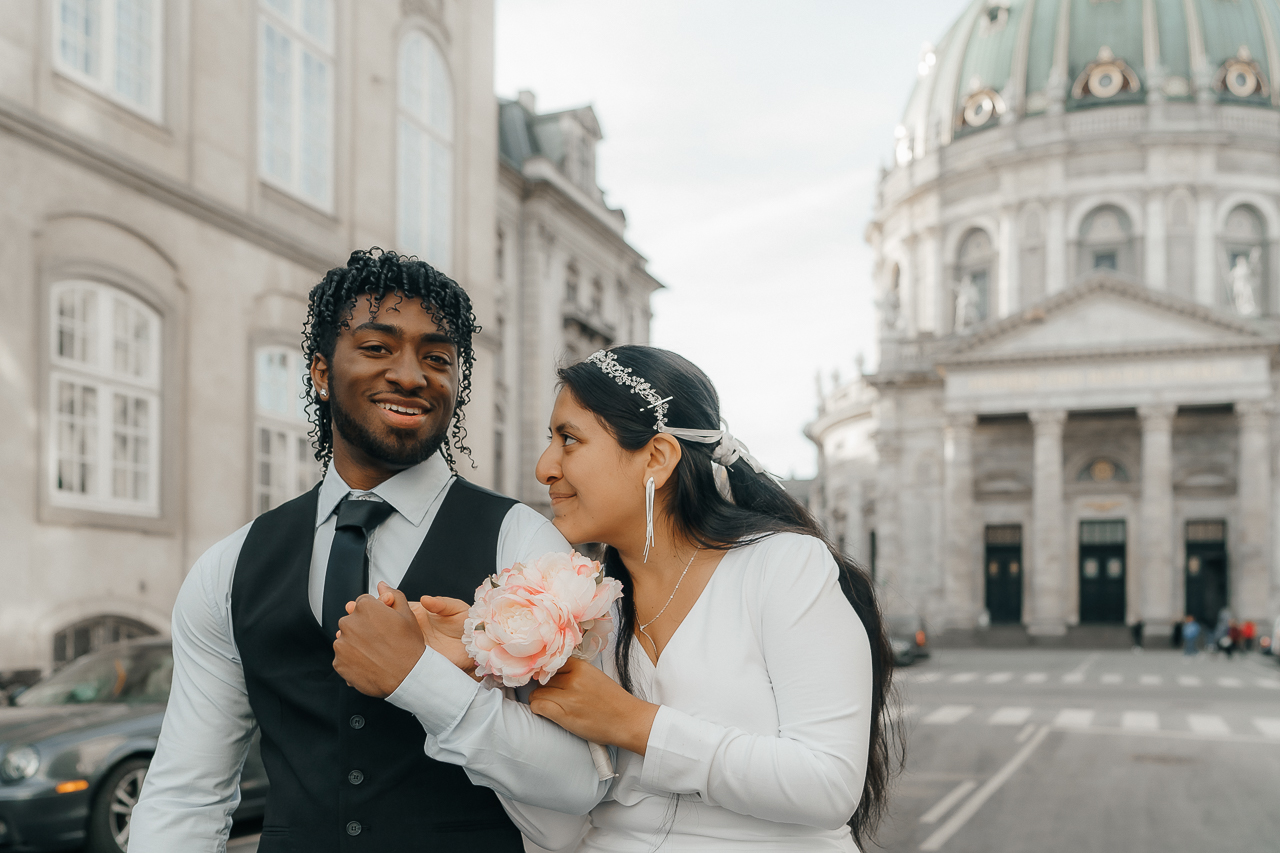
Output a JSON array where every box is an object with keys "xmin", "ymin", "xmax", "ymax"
[
  {"xmin": 530, "ymin": 657, "xmax": 660, "ymax": 755},
  {"xmin": 347, "ymin": 585, "xmax": 478, "ymax": 678}
]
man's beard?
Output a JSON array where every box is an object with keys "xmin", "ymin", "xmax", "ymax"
[{"xmin": 329, "ymin": 392, "xmax": 449, "ymax": 467}]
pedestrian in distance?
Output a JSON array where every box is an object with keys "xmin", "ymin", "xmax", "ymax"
[
  {"xmin": 1242, "ymin": 619, "xmax": 1256, "ymax": 652},
  {"xmin": 1221, "ymin": 619, "xmax": 1241, "ymax": 660},
  {"xmin": 1182, "ymin": 615, "xmax": 1201, "ymax": 657},
  {"xmin": 1130, "ymin": 619, "xmax": 1144, "ymax": 652},
  {"xmin": 1172, "ymin": 618, "xmax": 1183, "ymax": 649}
]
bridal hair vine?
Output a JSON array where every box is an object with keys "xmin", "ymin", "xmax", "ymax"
[{"xmin": 584, "ymin": 349, "xmax": 767, "ymax": 475}]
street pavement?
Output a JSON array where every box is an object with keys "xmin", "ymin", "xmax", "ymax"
[
  {"xmin": 188, "ymin": 648, "xmax": 1280, "ymax": 853},
  {"xmin": 879, "ymin": 647, "xmax": 1280, "ymax": 852}
]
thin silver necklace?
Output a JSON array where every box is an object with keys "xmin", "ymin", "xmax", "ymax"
[{"xmin": 637, "ymin": 548, "xmax": 699, "ymax": 659}]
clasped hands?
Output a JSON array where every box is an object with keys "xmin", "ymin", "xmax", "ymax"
[{"xmin": 331, "ymin": 582, "xmax": 658, "ymax": 755}]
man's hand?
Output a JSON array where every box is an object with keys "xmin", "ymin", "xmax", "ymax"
[
  {"xmin": 333, "ymin": 583, "xmax": 425, "ymax": 698},
  {"xmin": 407, "ymin": 595, "xmax": 477, "ymax": 676}
]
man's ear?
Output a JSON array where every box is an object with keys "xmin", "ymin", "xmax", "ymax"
[
  {"xmin": 645, "ymin": 434, "xmax": 683, "ymax": 490},
  {"xmin": 311, "ymin": 354, "xmax": 330, "ymax": 400}
]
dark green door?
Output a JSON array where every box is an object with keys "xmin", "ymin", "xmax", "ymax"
[
  {"xmin": 1185, "ymin": 520, "xmax": 1228, "ymax": 626},
  {"xmin": 984, "ymin": 525, "xmax": 1023, "ymax": 624},
  {"xmin": 1080, "ymin": 520, "xmax": 1126, "ymax": 624}
]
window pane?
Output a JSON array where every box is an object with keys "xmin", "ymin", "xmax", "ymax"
[
  {"xmin": 427, "ymin": 138, "xmax": 452, "ymax": 269},
  {"xmin": 58, "ymin": 287, "xmax": 98, "ymax": 364},
  {"xmin": 114, "ymin": 0, "xmax": 155, "ymax": 108},
  {"xmin": 112, "ymin": 296, "xmax": 154, "ymax": 381},
  {"xmin": 256, "ymin": 349, "xmax": 293, "ymax": 415},
  {"xmin": 300, "ymin": 0, "xmax": 332, "ymax": 48},
  {"xmin": 56, "ymin": 381, "xmax": 98, "ymax": 495},
  {"xmin": 299, "ymin": 50, "xmax": 332, "ymax": 203},
  {"xmin": 111, "ymin": 393, "xmax": 151, "ymax": 501},
  {"xmin": 399, "ymin": 34, "xmax": 424, "ymax": 120},
  {"xmin": 426, "ymin": 41, "xmax": 452, "ymax": 138},
  {"xmin": 60, "ymin": 0, "xmax": 101, "ymax": 76},
  {"xmin": 260, "ymin": 23, "xmax": 294, "ymax": 184},
  {"xmin": 398, "ymin": 117, "xmax": 424, "ymax": 254}
]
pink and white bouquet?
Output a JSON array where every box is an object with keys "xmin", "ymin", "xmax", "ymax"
[{"xmin": 463, "ymin": 550, "xmax": 623, "ymax": 779}]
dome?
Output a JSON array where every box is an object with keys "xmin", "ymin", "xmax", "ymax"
[{"xmin": 897, "ymin": 0, "xmax": 1280, "ymax": 164}]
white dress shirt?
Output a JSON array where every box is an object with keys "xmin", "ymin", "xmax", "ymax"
[
  {"xmin": 509, "ymin": 532, "xmax": 873, "ymax": 853},
  {"xmin": 130, "ymin": 453, "xmax": 608, "ymax": 853}
]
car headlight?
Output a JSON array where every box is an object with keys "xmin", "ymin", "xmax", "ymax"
[
  {"xmin": 0, "ymin": 746, "xmax": 40, "ymax": 782},
  {"xmin": 890, "ymin": 639, "xmax": 910, "ymax": 653}
]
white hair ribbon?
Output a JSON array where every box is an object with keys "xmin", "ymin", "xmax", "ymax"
[{"xmin": 660, "ymin": 419, "xmax": 766, "ymax": 475}]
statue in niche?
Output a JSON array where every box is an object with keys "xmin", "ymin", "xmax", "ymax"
[
  {"xmin": 877, "ymin": 279, "xmax": 902, "ymax": 332},
  {"xmin": 1228, "ymin": 247, "xmax": 1262, "ymax": 317},
  {"xmin": 953, "ymin": 273, "xmax": 981, "ymax": 331}
]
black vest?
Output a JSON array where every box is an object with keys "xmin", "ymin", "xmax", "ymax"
[{"xmin": 231, "ymin": 479, "xmax": 524, "ymax": 853}]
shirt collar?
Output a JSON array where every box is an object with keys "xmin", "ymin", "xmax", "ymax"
[{"xmin": 315, "ymin": 452, "xmax": 454, "ymax": 529}]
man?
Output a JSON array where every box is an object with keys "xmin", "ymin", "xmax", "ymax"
[{"xmin": 132, "ymin": 250, "xmax": 604, "ymax": 852}]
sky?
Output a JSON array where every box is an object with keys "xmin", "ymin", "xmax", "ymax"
[{"xmin": 495, "ymin": 0, "xmax": 970, "ymax": 478}]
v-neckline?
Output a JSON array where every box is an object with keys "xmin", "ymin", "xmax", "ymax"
[{"xmin": 633, "ymin": 548, "xmax": 732, "ymax": 669}]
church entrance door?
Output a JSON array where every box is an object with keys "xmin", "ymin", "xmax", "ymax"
[
  {"xmin": 1185, "ymin": 520, "xmax": 1228, "ymax": 626},
  {"xmin": 984, "ymin": 524, "xmax": 1022, "ymax": 624},
  {"xmin": 1079, "ymin": 520, "xmax": 1126, "ymax": 624}
]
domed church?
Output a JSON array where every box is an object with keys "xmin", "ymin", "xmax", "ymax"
[{"xmin": 808, "ymin": 0, "xmax": 1280, "ymax": 640}]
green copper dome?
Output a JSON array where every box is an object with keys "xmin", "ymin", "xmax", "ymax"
[{"xmin": 897, "ymin": 0, "xmax": 1280, "ymax": 162}]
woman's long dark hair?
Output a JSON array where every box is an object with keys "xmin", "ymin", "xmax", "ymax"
[{"xmin": 558, "ymin": 345, "xmax": 901, "ymax": 848}]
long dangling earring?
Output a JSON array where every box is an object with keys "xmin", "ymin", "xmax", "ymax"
[{"xmin": 643, "ymin": 476, "xmax": 656, "ymax": 563}]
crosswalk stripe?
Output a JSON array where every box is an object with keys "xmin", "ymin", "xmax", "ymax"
[
  {"xmin": 1187, "ymin": 714, "xmax": 1230, "ymax": 736},
  {"xmin": 1253, "ymin": 718, "xmax": 1280, "ymax": 739},
  {"xmin": 1061, "ymin": 672, "xmax": 1085, "ymax": 684},
  {"xmin": 1139, "ymin": 675, "xmax": 1162, "ymax": 686},
  {"xmin": 1023, "ymin": 672, "xmax": 1048, "ymax": 684},
  {"xmin": 1177, "ymin": 675, "xmax": 1201, "ymax": 687},
  {"xmin": 1054, "ymin": 708, "xmax": 1094, "ymax": 728},
  {"xmin": 988, "ymin": 706, "xmax": 1033, "ymax": 726},
  {"xmin": 1100, "ymin": 673, "xmax": 1122, "ymax": 684},
  {"xmin": 985, "ymin": 672, "xmax": 1013, "ymax": 684},
  {"xmin": 1218, "ymin": 677, "xmax": 1243, "ymax": 688},
  {"xmin": 910, "ymin": 672, "xmax": 943, "ymax": 684},
  {"xmin": 949, "ymin": 673, "xmax": 978, "ymax": 684},
  {"xmin": 1256, "ymin": 678, "xmax": 1280, "ymax": 690},
  {"xmin": 1121, "ymin": 711, "xmax": 1159, "ymax": 731},
  {"xmin": 923, "ymin": 705, "xmax": 974, "ymax": 725}
]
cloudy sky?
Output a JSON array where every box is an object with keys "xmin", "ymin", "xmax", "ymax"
[{"xmin": 495, "ymin": 0, "xmax": 969, "ymax": 477}]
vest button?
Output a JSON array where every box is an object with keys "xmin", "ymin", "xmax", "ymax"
[
  {"xmin": 346, "ymin": 821, "xmax": 363, "ymax": 836},
  {"xmin": 348, "ymin": 769, "xmax": 364, "ymax": 785},
  {"xmin": 349, "ymin": 714, "xmax": 365, "ymax": 729}
]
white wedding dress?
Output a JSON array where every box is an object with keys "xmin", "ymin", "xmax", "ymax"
[{"xmin": 502, "ymin": 532, "xmax": 873, "ymax": 852}]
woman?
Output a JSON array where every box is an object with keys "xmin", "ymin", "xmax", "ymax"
[{"xmin": 420, "ymin": 345, "xmax": 897, "ymax": 850}]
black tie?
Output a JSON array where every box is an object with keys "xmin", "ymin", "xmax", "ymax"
[{"xmin": 323, "ymin": 496, "xmax": 397, "ymax": 638}]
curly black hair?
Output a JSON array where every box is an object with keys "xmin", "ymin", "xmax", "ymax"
[{"xmin": 301, "ymin": 248, "xmax": 478, "ymax": 472}]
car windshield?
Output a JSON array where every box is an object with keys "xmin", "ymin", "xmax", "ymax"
[
  {"xmin": 886, "ymin": 615, "xmax": 921, "ymax": 635},
  {"xmin": 15, "ymin": 645, "xmax": 173, "ymax": 707}
]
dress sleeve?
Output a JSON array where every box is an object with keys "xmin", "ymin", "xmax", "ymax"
[
  {"xmin": 130, "ymin": 526, "xmax": 258, "ymax": 853},
  {"xmin": 638, "ymin": 535, "xmax": 872, "ymax": 830}
]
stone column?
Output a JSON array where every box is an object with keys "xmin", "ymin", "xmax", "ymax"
[
  {"xmin": 1046, "ymin": 200, "xmax": 1067, "ymax": 295},
  {"xmin": 1029, "ymin": 409, "xmax": 1067, "ymax": 635},
  {"xmin": 1138, "ymin": 405, "xmax": 1177, "ymax": 625},
  {"xmin": 1236, "ymin": 401, "xmax": 1272, "ymax": 619},
  {"xmin": 998, "ymin": 207, "xmax": 1017, "ymax": 317},
  {"xmin": 1195, "ymin": 191, "xmax": 1216, "ymax": 306},
  {"xmin": 1145, "ymin": 191, "xmax": 1167, "ymax": 291},
  {"xmin": 943, "ymin": 412, "xmax": 979, "ymax": 629},
  {"xmin": 874, "ymin": 439, "xmax": 904, "ymax": 608}
]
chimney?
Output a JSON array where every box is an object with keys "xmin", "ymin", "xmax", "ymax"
[{"xmin": 516, "ymin": 90, "xmax": 537, "ymax": 114}]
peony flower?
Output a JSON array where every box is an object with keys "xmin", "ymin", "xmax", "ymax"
[{"xmin": 463, "ymin": 551, "xmax": 624, "ymax": 687}]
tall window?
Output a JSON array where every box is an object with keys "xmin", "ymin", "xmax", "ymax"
[
  {"xmin": 954, "ymin": 229, "xmax": 993, "ymax": 331},
  {"xmin": 54, "ymin": 0, "xmax": 163, "ymax": 119},
  {"xmin": 254, "ymin": 346, "xmax": 320, "ymax": 514},
  {"xmin": 397, "ymin": 32, "xmax": 454, "ymax": 270},
  {"xmin": 1078, "ymin": 205, "xmax": 1134, "ymax": 276},
  {"xmin": 49, "ymin": 281, "xmax": 161, "ymax": 516},
  {"xmin": 259, "ymin": 0, "xmax": 335, "ymax": 208}
]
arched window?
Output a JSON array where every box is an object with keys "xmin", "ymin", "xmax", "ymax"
[
  {"xmin": 397, "ymin": 31, "xmax": 454, "ymax": 271},
  {"xmin": 1078, "ymin": 205, "xmax": 1134, "ymax": 275},
  {"xmin": 1222, "ymin": 205, "xmax": 1266, "ymax": 316},
  {"xmin": 53, "ymin": 615, "xmax": 158, "ymax": 666},
  {"xmin": 49, "ymin": 281, "xmax": 161, "ymax": 516},
  {"xmin": 954, "ymin": 229, "xmax": 994, "ymax": 331},
  {"xmin": 258, "ymin": 0, "xmax": 335, "ymax": 208},
  {"xmin": 254, "ymin": 346, "xmax": 319, "ymax": 514}
]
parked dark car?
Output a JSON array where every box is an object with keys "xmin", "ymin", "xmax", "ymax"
[
  {"xmin": 886, "ymin": 614, "xmax": 930, "ymax": 666},
  {"xmin": 0, "ymin": 639, "xmax": 267, "ymax": 852}
]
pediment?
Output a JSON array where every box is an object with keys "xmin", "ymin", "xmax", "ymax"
[{"xmin": 945, "ymin": 276, "xmax": 1270, "ymax": 364}]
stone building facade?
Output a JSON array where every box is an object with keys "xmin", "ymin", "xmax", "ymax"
[
  {"xmin": 494, "ymin": 91, "xmax": 661, "ymax": 514},
  {"xmin": 809, "ymin": 0, "xmax": 1280, "ymax": 639},
  {"xmin": 0, "ymin": 2, "xmax": 654, "ymax": 674}
]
